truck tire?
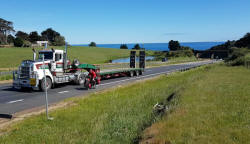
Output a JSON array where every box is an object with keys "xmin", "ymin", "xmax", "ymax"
[
  {"xmin": 129, "ymin": 71, "xmax": 134, "ymax": 77},
  {"xmin": 135, "ymin": 71, "xmax": 139, "ymax": 76},
  {"xmin": 77, "ymin": 74, "xmax": 85, "ymax": 85},
  {"xmin": 40, "ymin": 77, "xmax": 52, "ymax": 92},
  {"xmin": 139, "ymin": 70, "xmax": 143, "ymax": 75}
]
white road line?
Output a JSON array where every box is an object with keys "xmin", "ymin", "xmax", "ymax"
[
  {"xmin": 7, "ymin": 99, "xmax": 24, "ymax": 104},
  {"xmin": 58, "ymin": 91, "xmax": 69, "ymax": 94}
]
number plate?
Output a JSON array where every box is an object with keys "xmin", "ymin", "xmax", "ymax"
[{"xmin": 30, "ymin": 78, "xmax": 36, "ymax": 86}]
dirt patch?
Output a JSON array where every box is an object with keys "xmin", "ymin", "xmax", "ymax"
[
  {"xmin": 138, "ymin": 122, "xmax": 172, "ymax": 144},
  {"xmin": 0, "ymin": 80, "xmax": 12, "ymax": 84}
]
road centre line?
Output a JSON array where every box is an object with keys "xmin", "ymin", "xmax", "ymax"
[{"xmin": 7, "ymin": 99, "xmax": 24, "ymax": 104}]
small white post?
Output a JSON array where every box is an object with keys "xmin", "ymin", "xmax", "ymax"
[{"xmin": 43, "ymin": 43, "xmax": 53, "ymax": 120}]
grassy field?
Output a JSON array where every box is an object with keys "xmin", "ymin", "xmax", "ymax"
[
  {"xmin": 0, "ymin": 46, "xmax": 155, "ymax": 68},
  {"xmin": 0, "ymin": 65, "xmax": 205, "ymax": 143},
  {"xmin": 140, "ymin": 65, "xmax": 250, "ymax": 144}
]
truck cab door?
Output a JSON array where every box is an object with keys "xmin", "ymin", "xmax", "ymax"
[{"xmin": 55, "ymin": 53, "xmax": 64, "ymax": 73}]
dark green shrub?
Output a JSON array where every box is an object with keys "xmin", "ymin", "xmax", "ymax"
[
  {"xmin": 225, "ymin": 48, "xmax": 250, "ymax": 66},
  {"xmin": 120, "ymin": 44, "xmax": 128, "ymax": 49},
  {"xmin": 23, "ymin": 40, "xmax": 31, "ymax": 47},
  {"xmin": 14, "ymin": 37, "xmax": 24, "ymax": 47},
  {"xmin": 133, "ymin": 44, "xmax": 141, "ymax": 50},
  {"xmin": 89, "ymin": 42, "xmax": 97, "ymax": 47},
  {"xmin": 168, "ymin": 40, "xmax": 181, "ymax": 51}
]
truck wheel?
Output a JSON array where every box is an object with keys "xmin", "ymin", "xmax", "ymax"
[
  {"xmin": 139, "ymin": 70, "xmax": 143, "ymax": 75},
  {"xmin": 40, "ymin": 77, "xmax": 52, "ymax": 92},
  {"xmin": 77, "ymin": 74, "xmax": 85, "ymax": 85},
  {"xmin": 135, "ymin": 71, "xmax": 139, "ymax": 76},
  {"xmin": 129, "ymin": 71, "xmax": 134, "ymax": 77}
]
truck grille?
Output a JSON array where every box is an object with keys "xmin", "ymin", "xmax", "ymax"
[{"xmin": 20, "ymin": 66, "xmax": 30, "ymax": 78}]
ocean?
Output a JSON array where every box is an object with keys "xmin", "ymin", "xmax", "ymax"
[{"xmin": 74, "ymin": 42, "xmax": 225, "ymax": 51}]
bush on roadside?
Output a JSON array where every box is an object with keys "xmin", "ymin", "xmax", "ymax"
[
  {"xmin": 0, "ymin": 74, "xmax": 12, "ymax": 81},
  {"xmin": 167, "ymin": 49, "xmax": 194, "ymax": 57},
  {"xmin": 225, "ymin": 48, "xmax": 250, "ymax": 66}
]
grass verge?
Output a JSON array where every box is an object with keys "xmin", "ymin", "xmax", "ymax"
[
  {"xmin": 0, "ymin": 74, "xmax": 12, "ymax": 81},
  {"xmin": 0, "ymin": 65, "xmax": 207, "ymax": 143},
  {"xmin": 140, "ymin": 64, "xmax": 250, "ymax": 144}
]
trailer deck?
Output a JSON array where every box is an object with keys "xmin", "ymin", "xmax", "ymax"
[{"xmin": 100, "ymin": 68, "xmax": 143, "ymax": 75}]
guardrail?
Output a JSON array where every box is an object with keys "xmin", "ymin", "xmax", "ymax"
[{"xmin": 0, "ymin": 71, "xmax": 13, "ymax": 76}]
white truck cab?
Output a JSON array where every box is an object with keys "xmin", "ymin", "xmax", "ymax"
[{"xmin": 13, "ymin": 49, "xmax": 85, "ymax": 91}]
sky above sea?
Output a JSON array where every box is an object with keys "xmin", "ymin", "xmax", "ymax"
[{"xmin": 0, "ymin": 0, "xmax": 250, "ymax": 44}]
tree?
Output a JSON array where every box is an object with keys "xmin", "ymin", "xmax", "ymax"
[
  {"xmin": 53, "ymin": 35, "xmax": 65, "ymax": 46},
  {"xmin": 120, "ymin": 44, "xmax": 128, "ymax": 49},
  {"xmin": 0, "ymin": 18, "xmax": 15, "ymax": 44},
  {"xmin": 235, "ymin": 33, "xmax": 250, "ymax": 48},
  {"xmin": 168, "ymin": 40, "xmax": 181, "ymax": 51},
  {"xmin": 89, "ymin": 42, "xmax": 97, "ymax": 47},
  {"xmin": 7, "ymin": 34, "xmax": 15, "ymax": 44},
  {"xmin": 133, "ymin": 44, "xmax": 141, "ymax": 50},
  {"xmin": 23, "ymin": 40, "xmax": 31, "ymax": 47},
  {"xmin": 29, "ymin": 31, "xmax": 41, "ymax": 43},
  {"xmin": 15, "ymin": 31, "xmax": 29, "ymax": 40},
  {"xmin": 14, "ymin": 37, "xmax": 24, "ymax": 47},
  {"xmin": 41, "ymin": 28, "xmax": 60, "ymax": 43}
]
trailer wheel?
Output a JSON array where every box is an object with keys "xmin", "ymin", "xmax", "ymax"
[
  {"xmin": 77, "ymin": 74, "xmax": 85, "ymax": 85},
  {"xmin": 139, "ymin": 70, "xmax": 143, "ymax": 75},
  {"xmin": 135, "ymin": 71, "xmax": 139, "ymax": 76},
  {"xmin": 129, "ymin": 71, "xmax": 134, "ymax": 77},
  {"xmin": 40, "ymin": 77, "xmax": 52, "ymax": 92}
]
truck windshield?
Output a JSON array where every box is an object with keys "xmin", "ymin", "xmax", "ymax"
[{"xmin": 38, "ymin": 52, "xmax": 53, "ymax": 60}]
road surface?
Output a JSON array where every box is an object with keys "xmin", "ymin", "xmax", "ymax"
[{"xmin": 0, "ymin": 60, "xmax": 215, "ymax": 115}]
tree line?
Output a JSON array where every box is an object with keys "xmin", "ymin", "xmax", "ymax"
[
  {"xmin": 120, "ymin": 43, "xmax": 143, "ymax": 50},
  {"xmin": 0, "ymin": 18, "xmax": 65, "ymax": 47},
  {"xmin": 210, "ymin": 33, "xmax": 250, "ymax": 51}
]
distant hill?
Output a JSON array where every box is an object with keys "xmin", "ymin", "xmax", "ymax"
[
  {"xmin": 210, "ymin": 33, "xmax": 250, "ymax": 50},
  {"xmin": 194, "ymin": 33, "xmax": 250, "ymax": 59}
]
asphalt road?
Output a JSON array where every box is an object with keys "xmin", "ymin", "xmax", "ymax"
[{"xmin": 0, "ymin": 60, "xmax": 215, "ymax": 114}]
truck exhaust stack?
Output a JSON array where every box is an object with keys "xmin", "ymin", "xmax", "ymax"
[
  {"xmin": 63, "ymin": 42, "xmax": 68, "ymax": 70},
  {"xmin": 32, "ymin": 48, "xmax": 36, "ymax": 61}
]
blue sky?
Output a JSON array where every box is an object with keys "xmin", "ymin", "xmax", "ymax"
[{"xmin": 1, "ymin": 0, "xmax": 250, "ymax": 44}]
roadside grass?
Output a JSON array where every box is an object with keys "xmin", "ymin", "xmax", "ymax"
[
  {"xmin": 146, "ymin": 57, "xmax": 199, "ymax": 68},
  {"xmin": 0, "ymin": 65, "xmax": 207, "ymax": 143},
  {"xmin": 140, "ymin": 64, "xmax": 250, "ymax": 144},
  {"xmin": 0, "ymin": 74, "xmax": 12, "ymax": 81},
  {"xmin": 168, "ymin": 56, "xmax": 197, "ymax": 62},
  {"xmin": 0, "ymin": 46, "xmax": 154, "ymax": 68}
]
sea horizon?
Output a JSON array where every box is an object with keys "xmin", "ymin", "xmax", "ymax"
[{"xmin": 72, "ymin": 41, "xmax": 225, "ymax": 51}]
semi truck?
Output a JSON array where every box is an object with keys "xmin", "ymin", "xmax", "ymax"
[{"xmin": 13, "ymin": 45, "xmax": 145, "ymax": 91}]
